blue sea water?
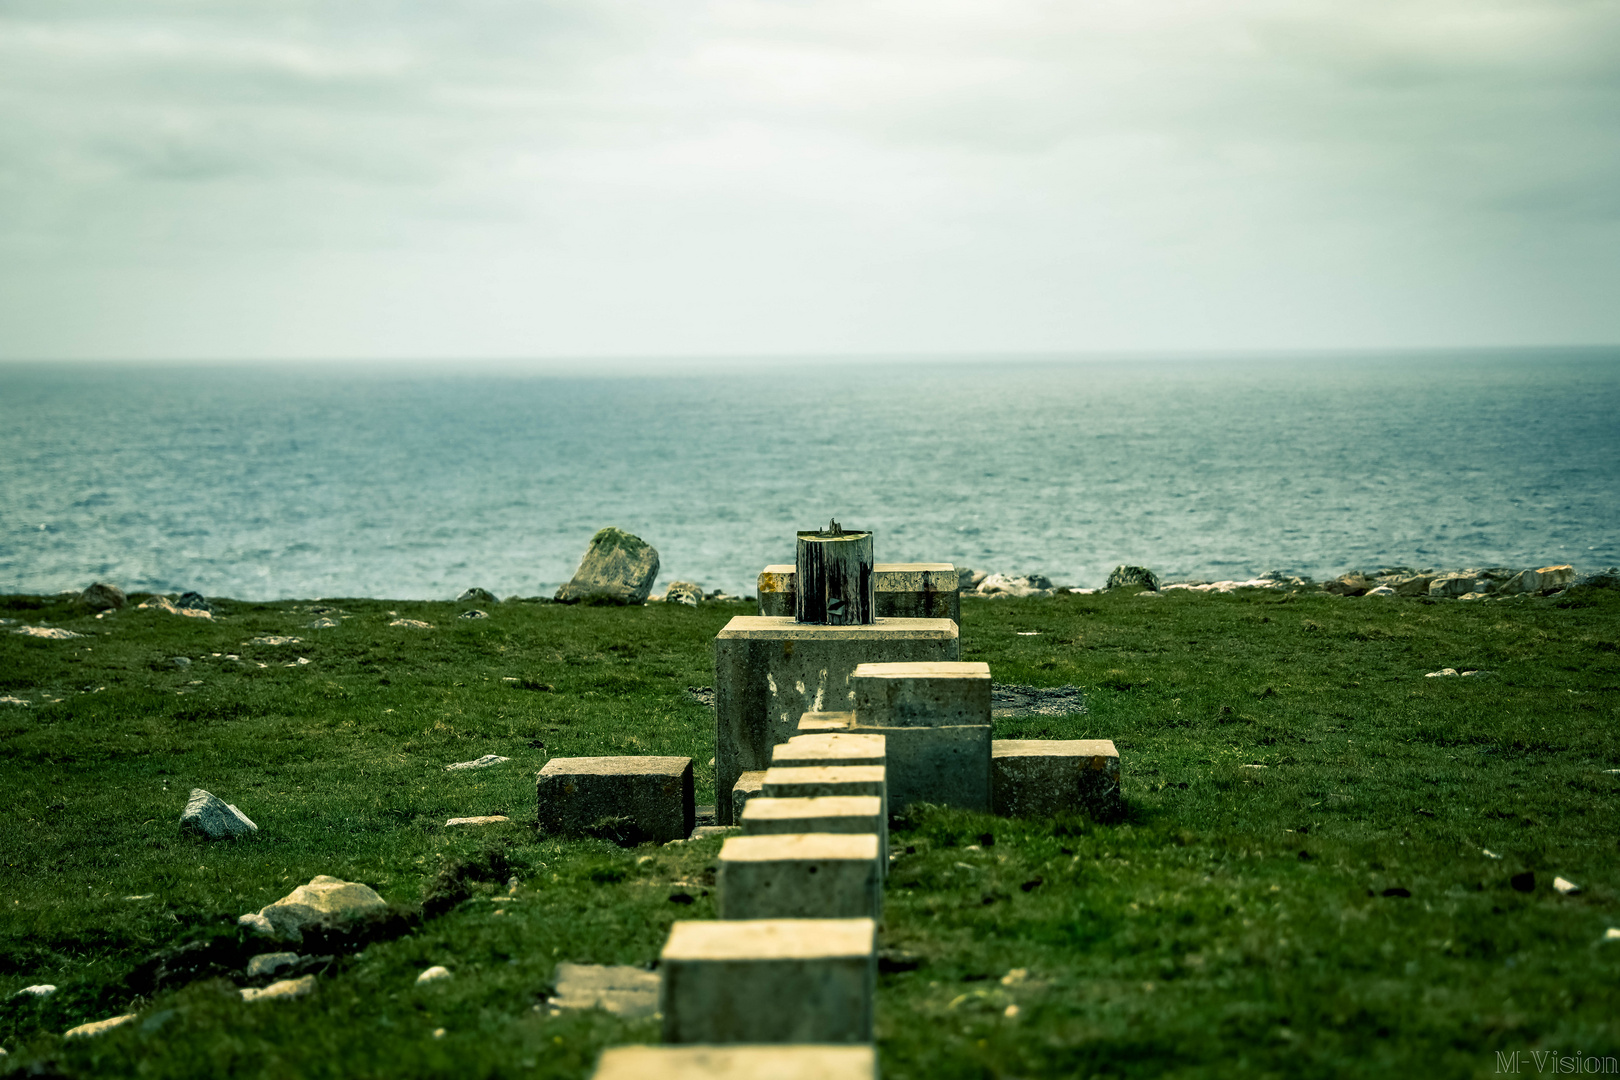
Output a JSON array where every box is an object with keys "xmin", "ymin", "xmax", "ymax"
[{"xmin": 1, "ymin": 351, "xmax": 1617, "ymax": 600}]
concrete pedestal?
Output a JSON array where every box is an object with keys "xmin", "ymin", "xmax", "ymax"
[
  {"xmin": 759, "ymin": 563, "xmax": 960, "ymax": 623},
  {"xmin": 740, "ymin": 795, "xmax": 886, "ymax": 880},
  {"xmin": 856, "ymin": 724, "xmax": 991, "ymax": 812},
  {"xmin": 592, "ymin": 1045, "xmax": 878, "ymax": 1080},
  {"xmin": 731, "ymin": 771, "xmax": 767, "ymax": 824},
  {"xmin": 714, "ymin": 617, "xmax": 957, "ymax": 823},
  {"xmin": 762, "ymin": 765, "xmax": 887, "ymax": 860},
  {"xmin": 797, "ymin": 710, "xmax": 855, "ymax": 734},
  {"xmin": 771, "ymin": 733, "xmax": 886, "ymax": 770},
  {"xmin": 659, "ymin": 918, "xmax": 876, "ymax": 1044},
  {"xmin": 536, "ymin": 756, "xmax": 694, "ymax": 843},
  {"xmin": 718, "ymin": 833, "xmax": 881, "ymax": 920},
  {"xmin": 851, "ymin": 661, "xmax": 991, "ymax": 727},
  {"xmin": 992, "ymin": 739, "xmax": 1121, "ymax": 817}
]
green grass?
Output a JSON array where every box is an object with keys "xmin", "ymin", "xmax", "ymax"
[{"xmin": 2, "ymin": 587, "xmax": 1618, "ymax": 1077}]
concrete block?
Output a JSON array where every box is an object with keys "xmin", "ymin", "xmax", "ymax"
[
  {"xmin": 857, "ymin": 725, "xmax": 991, "ymax": 813},
  {"xmin": 771, "ymin": 732, "xmax": 886, "ymax": 769},
  {"xmin": 852, "ymin": 661, "xmax": 991, "ymax": 727},
  {"xmin": 992, "ymin": 739, "xmax": 1121, "ymax": 817},
  {"xmin": 593, "ymin": 1045, "xmax": 878, "ymax": 1080},
  {"xmin": 719, "ymin": 833, "xmax": 881, "ymax": 919},
  {"xmin": 797, "ymin": 710, "xmax": 854, "ymax": 734},
  {"xmin": 537, "ymin": 756, "xmax": 694, "ymax": 844},
  {"xmin": 731, "ymin": 770, "xmax": 767, "ymax": 824},
  {"xmin": 740, "ymin": 795, "xmax": 884, "ymax": 837},
  {"xmin": 759, "ymin": 563, "xmax": 960, "ymax": 623},
  {"xmin": 714, "ymin": 616, "xmax": 958, "ymax": 823},
  {"xmin": 762, "ymin": 765, "xmax": 887, "ymax": 863},
  {"xmin": 659, "ymin": 918, "xmax": 876, "ymax": 1044}
]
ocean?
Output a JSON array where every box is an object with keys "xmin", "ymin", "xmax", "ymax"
[{"xmin": 2, "ymin": 350, "xmax": 1617, "ymax": 600}]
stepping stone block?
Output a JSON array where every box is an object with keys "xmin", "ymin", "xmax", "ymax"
[
  {"xmin": 659, "ymin": 918, "xmax": 876, "ymax": 1044},
  {"xmin": 718, "ymin": 833, "xmax": 882, "ymax": 919},
  {"xmin": 771, "ymin": 732, "xmax": 886, "ymax": 769},
  {"xmin": 762, "ymin": 765, "xmax": 888, "ymax": 864},
  {"xmin": 740, "ymin": 795, "xmax": 886, "ymax": 880},
  {"xmin": 851, "ymin": 661, "xmax": 991, "ymax": 727},
  {"xmin": 550, "ymin": 963, "xmax": 660, "ymax": 1019},
  {"xmin": 858, "ymin": 724, "xmax": 991, "ymax": 812},
  {"xmin": 593, "ymin": 1044, "xmax": 878, "ymax": 1080},
  {"xmin": 992, "ymin": 739, "xmax": 1121, "ymax": 817},
  {"xmin": 797, "ymin": 710, "xmax": 855, "ymax": 734},
  {"xmin": 715, "ymin": 616, "xmax": 957, "ymax": 823},
  {"xmin": 740, "ymin": 795, "xmax": 884, "ymax": 837},
  {"xmin": 731, "ymin": 771, "xmax": 767, "ymax": 824},
  {"xmin": 537, "ymin": 756, "xmax": 694, "ymax": 844},
  {"xmin": 759, "ymin": 563, "xmax": 961, "ymax": 623}
]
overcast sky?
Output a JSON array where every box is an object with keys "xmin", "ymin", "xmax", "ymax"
[{"xmin": 2, "ymin": 0, "xmax": 1617, "ymax": 361}]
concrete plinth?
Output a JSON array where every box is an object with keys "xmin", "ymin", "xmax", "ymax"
[
  {"xmin": 760, "ymin": 563, "xmax": 959, "ymax": 623},
  {"xmin": 718, "ymin": 833, "xmax": 881, "ymax": 920},
  {"xmin": 537, "ymin": 756, "xmax": 694, "ymax": 843},
  {"xmin": 740, "ymin": 795, "xmax": 886, "ymax": 880},
  {"xmin": 992, "ymin": 739, "xmax": 1121, "ymax": 817},
  {"xmin": 852, "ymin": 661, "xmax": 991, "ymax": 727},
  {"xmin": 731, "ymin": 771, "xmax": 767, "ymax": 824},
  {"xmin": 740, "ymin": 796, "xmax": 884, "ymax": 837},
  {"xmin": 797, "ymin": 710, "xmax": 855, "ymax": 734},
  {"xmin": 856, "ymin": 725, "xmax": 990, "ymax": 813},
  {"xmin": 762, "ymin": 765, "xmax": 887, "ymax": 862},
  {"xmin": 714, "ymin": 616, "xmax": 957, "ymax": 823},
  {"xmin": 593, "ymin": 1045, "xmax": 878, "ymax": 1080},
  {"xmin": 659, "ymin": 918, "xmax": 876, "ymax": 1044},
  {"xmin": 771, "ymin": 733, "xmax": 886, "ymax": 770}
]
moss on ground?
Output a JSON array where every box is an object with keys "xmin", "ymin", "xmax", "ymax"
[{"xmin": 1, "ymin": 587, "xmax": 1617, "ymax": 1077}]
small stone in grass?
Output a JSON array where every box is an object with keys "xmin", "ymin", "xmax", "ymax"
[
  {"xmin": 416, "ymin": 966, "xmax": 451, "ymax": 985},
  {"xmin": 446, "ymin": 815, "xmax": 509, "ymax": 826},
  {"xmin": 1553, "ymin": 876, "xmax": 1581, "ymax": 895},
  {"xmin": 246, "ymin": 952, "xmax": 300, "ymax": 979},
  {"xmin": 240, "ymin": 976, "xmax": 316, "ymax": 1003},
  {"xmin": 446, "ymin": 754, "xmax": 510, "ymax": 771},
  {"xmin": 1604, "ymin": 928, "xmax": 1620, "ymax": 942},
  {"xmin": 16, "ymin": 984, "xmax": 56, "ymax": 998},
  {"xmin": 64, "ymin": 1013, "xmax": 137, "ymax": 1037}
]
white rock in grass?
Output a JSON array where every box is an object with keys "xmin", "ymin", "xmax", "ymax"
[
  {"xmin": 389, "ymin": 619, "xmax": 434, "ymax": 629},
  {"xmin": 446, "ymin": 816, "xmax": 509, "ymax": 826},
  {"xmin": 1425, "ymin": 668, "xmax": 1459, "ymax": 678},
  {"xmin": 1364, "ymin": 585, "xmax": 1397, "ymax": 597},
  {"xmin": 446, "ymin": 754, "xmax": 509, "ymax": 771},
  {"xmin": 1553, "ymin": 876, "xmax": 1581, "ymax": 895},
  {"xmin": 16, "ymin": 984, "xmax": 56, "ymax": 998},
  {"xmin": 246, "ymin": 952, "xmax": 300, "ymax": 978},
  {"xmin": 12, "ymin": 626, "xmax": 83, "ymax": 640},
  {"xmin": 1603, "ymin": 928, "xmax": 1620, "ymax": 941},
  {"xmin": 250, "ymin": 875, "xmax": 387, "ymax": 942},
  {"xmin": 179, "ymin": 789, "xmax": 258, "ymax": 840},
  {"xmin": 416, "ymin": 966, "xmax": 452, "ymax": 985},
  {"xmin": 241, "ymin": 975, "xmax": 316, "ymax": 1003},
  {"xmin": 239, "ymin": 913, "xmax": 276, "ymax": 936},
  {"xmin": 64, "ymin": 1014, "xmax": 137, "ymax": 1038}
]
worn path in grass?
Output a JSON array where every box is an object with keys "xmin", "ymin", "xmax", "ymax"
[{"xmin": 1, "ymin": 587, "xmax": 1617, "ymax": 1077}]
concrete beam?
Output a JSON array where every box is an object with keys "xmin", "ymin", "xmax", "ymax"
[{"xmin": 536, "ymin": 756, "xmax": 694, "ymax": 843}]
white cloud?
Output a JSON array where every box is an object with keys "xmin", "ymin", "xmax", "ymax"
[{"xmin": 0, "ymin": 0, "xmax": 1616, "ymax": 359}]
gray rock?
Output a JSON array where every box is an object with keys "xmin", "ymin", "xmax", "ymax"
[
  {"xmin": 179, "ymin": 789, "xmax": 258, "ymax": 840},
  {"xmin": 177, "ymin": 591, "xmax": 213, "ymax": 614},
  {"xmin": 1106, "ymin": 565, "xmax": 1159, "ymax": 591},
  {"xmin": 446, "ymin": 754, "xmax": 509, "ymax": 771},
  {"xmin": 80, "ymin": 582, "xmax": 126, "ymax": 610},
  {"xmin": 976, "ymin": 574, "xmax": 1052, "ymax": 598},
  {"xmin": 663, "ymin": 581, "xmax": 703, "ymax": 607},
  {"xmin": 459, "ymin": 609, "xmax": 490, "ymax": 619},
  {"xmin": 1498, "ymin": 564, "xmax": 1577, "ymax": 596},
  {"xmin": 1429, "ymin": 572, "xmax": 1482, "ymax": 598},
  {"xmin": 456, "ymin": 587, "xmax": 498, "ymax": 605},
  {"xmin": 554, "ymin": 527, "xmax": 661, "ymax": 605},
  {"xmin": 171, "ymin": 657, "xmax": 192, "ymax": 667},
  {"xmin": 245, "ymin": 952, "xmax": 300, "ymax": 979},
  {"xmin": 1578, "ymin": 567, "xmax": 1620, "ymax": 590},
  {"xmin": 956, "ymin": 567, "xmax": 979, "ymax": 592},
  {"xmin": 549, "ymin": 963, "xmax": 660, "ymax": 1019}
]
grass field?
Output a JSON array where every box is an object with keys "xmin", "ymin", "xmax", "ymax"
[{"xmin": 2, "ymin": 585, "xmax": 1618, "ymax": 1078}]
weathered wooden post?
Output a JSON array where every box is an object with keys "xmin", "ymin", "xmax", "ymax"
[{"xmin": 795, "ymin": 520, "xmax": 875, "ymax": 625}]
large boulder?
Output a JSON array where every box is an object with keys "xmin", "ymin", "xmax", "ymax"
[
  {"xmin": 1498, "ymin": 564, "xmax": 1576, "ymax": 596},
  {"xmin": 976, "ymin": 573, "xmax": 1053, "ymax": 598},
  {"xmin": 456, "ymin": 587, "xmax": 498, "ymax": 605},
  {"xmin": 1324, "ymin": 573, "xmax": 1373, "ymax": 597},
  {"xmin": 1105, "ymin": 565, "xmax": 1159, "ymax": 591},
  {"xmin": 662, "ymin": 581, "xmax": 703, "ymax": 607},
  {"xmin": 179, "ymin": 789, "xmax": 258, "ymax": 840},
  {"xmin": 554, "ymin": 528, "xmax": 660, "ymax": 605},
  {"xmin": 80, "ymin": 583, "xmax": 126, "ymax": 611},
  {"xmin": 1429, "ymin": 572, "xmax": 1483, "ymax": 598},
  {"xmin": 246, "ymin": 875, "xmax": 387, "ymax": 943}
]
